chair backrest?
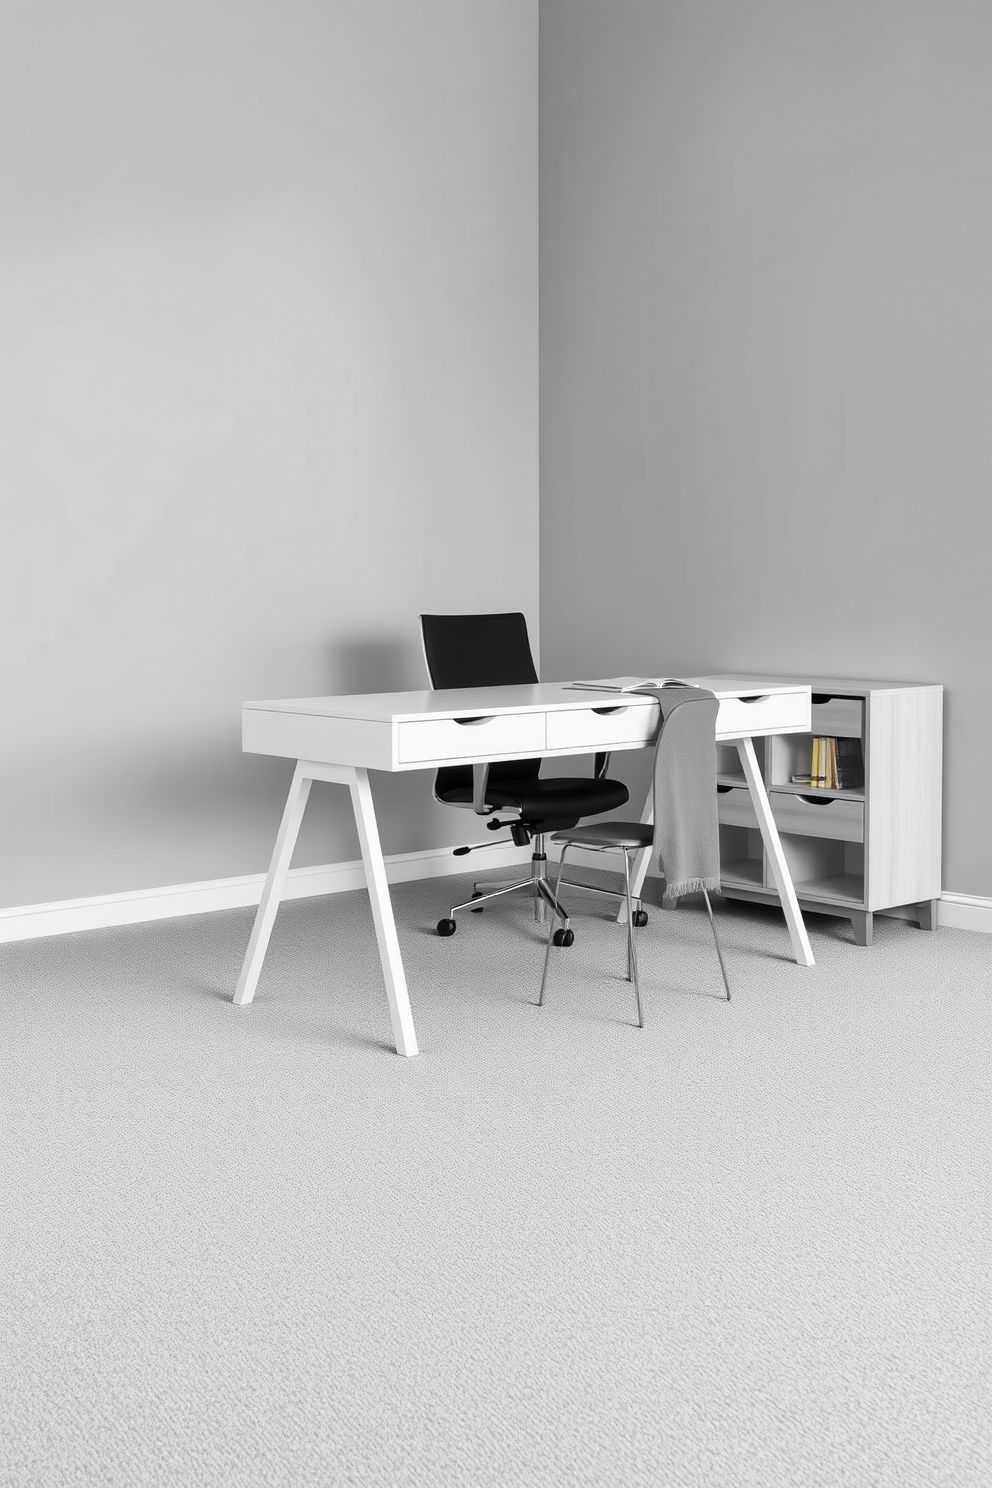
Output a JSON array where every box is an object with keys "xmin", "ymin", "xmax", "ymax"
[
  {"xmin": 419, "ymin": 612, "xmax": 541, "ymax": 792},
  {"xmin": 420, "ymin": 612, "xmax": 538, "ymax": 690}
]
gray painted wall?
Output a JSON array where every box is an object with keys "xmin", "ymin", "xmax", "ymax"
[
  {"xmin": 540, "ymin": 0, "xmax": 991, "ymax": 897},
  {"xmin": 1, "ymin": 0, "xmax": 538, "ymax": 908}
]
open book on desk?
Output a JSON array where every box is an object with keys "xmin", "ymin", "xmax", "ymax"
[{"xmin": 568, "ymin": 676, "xmax": 694, "ymax": 694}]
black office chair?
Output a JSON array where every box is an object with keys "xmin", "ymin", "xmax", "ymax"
[{"xmin": 420, "ymin": 612, "xmax": 631, "ymax": 937}]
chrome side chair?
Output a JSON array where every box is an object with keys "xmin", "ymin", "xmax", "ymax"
[{"xmin": 538, "ymin": 691, "xmax": 732, "ymax": 1026}]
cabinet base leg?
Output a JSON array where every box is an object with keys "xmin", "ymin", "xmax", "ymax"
[
  {"xmin": 918, "ymin": 898, "xmax": 938, "ymax": 931},
  {"xmin": 851, "ymin": 910, "xmax": 873, "ymax": 947}
]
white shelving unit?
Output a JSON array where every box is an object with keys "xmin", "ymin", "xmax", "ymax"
[{"xmin": 716, "ymin": 676, "xmax": 942, "ymax": 946}]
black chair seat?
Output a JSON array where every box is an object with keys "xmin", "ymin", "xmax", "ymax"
[{"xmin": 436, "ymin": 774, "xmax": 629, "ymax": 831}]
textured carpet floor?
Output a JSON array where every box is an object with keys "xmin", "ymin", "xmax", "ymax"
[{"xmin": 2, "ymin": 874, "xmax": 990, "ymax": 1487}]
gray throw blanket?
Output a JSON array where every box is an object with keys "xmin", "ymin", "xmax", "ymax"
[{"xmin": 636, "ymin": 685, "xmax": 721, "ymax": 904}]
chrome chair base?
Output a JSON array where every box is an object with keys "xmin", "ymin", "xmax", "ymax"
[
  {"xmin": 469, "ymin": 871, "xmax": 638, "ymax": 920},
  {"xmin": 445, "ymin": 829, "xmax": 648, "ymax": 931},
  {"xmin": 446, "ymin": 835, "xmax": 569, "ymax": 927}
]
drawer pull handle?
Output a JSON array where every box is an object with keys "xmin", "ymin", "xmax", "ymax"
[
  {"xmin": 591, "ymin": 706, "xmax": 627, "ymax": 716},
  {"xmin": 738, "ymin": 695, "xmax": 769, "ymax": 705},
  {"xmin": 798, "ymin": 794, "xmax": 838, "ymax": 806},
  {"xmin": 454, "ymin": 715, "xmax": 495, "ymax": 726}
]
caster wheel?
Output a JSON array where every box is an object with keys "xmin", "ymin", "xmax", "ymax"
[
  {"xmin": 470, "ymin": 892, "xmax": 484, "ymax": 913},
  {"xmin": 552, "ymin": 928, "xmax": 575, "ymax": 948},
  {"xmin": 632, "ymin": 909, "xmax": 649, "ymax": 928},
  {"xmin": 436, "ymin": 918, "xmax": 457, "ymax": 937}
]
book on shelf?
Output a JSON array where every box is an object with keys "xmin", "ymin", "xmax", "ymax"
[
  {"xmin": 826, "ymin": 737, "xmax": 838, "ymax": 790},
  {"xmin": 810, "ymin": 736, "xmax": 825, "ymax": 787},
  {"xmin": 799, "ymin": 735, "xmax": 864, "ymax": 791},
  {"xmin": 835, "ymin": 735, "xmax": 864, "ymax": 790},
  {"xmin": 568, "ymin": 675, "xmax": 693, "ymax": 693}
]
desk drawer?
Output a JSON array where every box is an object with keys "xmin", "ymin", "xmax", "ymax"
[
  {"xmin": 770, "ymin": 792, "xmax": 864, "ymax": 842},
  {"xmin": 716, "ymin": 689, "xmax": 809, "ymax": 739},
  {"xmin": 810, "ymin": 696, "xmax": 864, "ymax": 737},
  {"xmin": 717, "ymin": 786, "xmax": 759, "ymax": 829},
  {"xmin": 397, "ymin": 711, "xmax": 546, "ymax": 764},
  {"xmin": 546, "ymin": 704, "xmax": 657, "ymax": 751}
]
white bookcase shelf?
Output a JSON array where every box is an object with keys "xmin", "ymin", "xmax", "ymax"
[{"xmin": 717, "ymin": 676, "xmax": 942, "ymax": 946}]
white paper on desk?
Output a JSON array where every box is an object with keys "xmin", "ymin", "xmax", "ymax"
[{"xmin": 568, "ymin": 676, "xmax": 692, "ymax": 693}]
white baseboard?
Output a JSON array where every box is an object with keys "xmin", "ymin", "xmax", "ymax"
[
  {"xmin": 1, "ymin": 843, "xmax": 988, "ymax": 944},
  {"xmin": 936, "ymin": 892, "xmax": 992, "ymax": 934},
  {"xmin": 0, "ymin": 843, "xmax": 531, "ymax": 945},
  {"xmin": 550, "ymin": 847, "xmax": 992, "ymax": 935}
]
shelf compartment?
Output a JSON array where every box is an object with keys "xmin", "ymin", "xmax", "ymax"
[
  {"xmin": 792, "ymin": 874, "xmax": 865, "ymax": 905},
  {"xmin": 721, "ymin": 859, "xmax": 765, "ymax": 889},
  {"xmin": 779, "ymin": 834, "xmax": 864, "ymax": 906},
  {"xmin": 715, "ymin": 739, "xmax": 759, "ymax": 784},
  {"xmin": 767, "ymin": 732, "xmax": 864, "ymax": 791},
  {"xmin": 719, "ymin": 825, "xmax": 764, "ymax": 888}
]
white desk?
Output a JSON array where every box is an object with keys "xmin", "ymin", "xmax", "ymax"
[{"xmin": 235, "ymin": 678, "xmax": 814, "ymax": 1055}]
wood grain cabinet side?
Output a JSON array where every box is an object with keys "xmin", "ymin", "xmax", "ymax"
[{"xmin": 717, "ymin": 678, "xmax": 942, "ymax": 947}]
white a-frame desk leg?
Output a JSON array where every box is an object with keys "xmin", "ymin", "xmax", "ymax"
[
  {"xmin": 736, "ymin": 737, "xmax": 815, "ymax": 967},
  {"xmin": 346, "ymin": 766, "xmax": 418, "ymax": 1058},
  {"xmin": 618, "ymin": 739, "xmax": 815, "ymax": 968},
  {"xmin": 234, "ymin": 761, "xmax": 312, "ymax": 1007},
  {"xmin": 233, "ymin": 759, "xmax": 419, "ymax": 1057}
]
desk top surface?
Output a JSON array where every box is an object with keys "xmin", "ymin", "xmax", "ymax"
[{"xmin": 243, "ymin": 677, "xmax": 807, "ymax": 723}]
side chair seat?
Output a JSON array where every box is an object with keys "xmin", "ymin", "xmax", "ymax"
[{"xmin": 551, "ymin": 820, "xmax": 654, "ymax": 852}]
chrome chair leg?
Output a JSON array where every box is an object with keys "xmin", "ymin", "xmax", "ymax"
[
  {"xmin": 449, "ymin": 879, "xmax": 532, "ymax": 916},
  {"xmin": 557, "ymin": 877, "xmax": 626, "ymax": 904},
  {"xmin": 538, "ymin": 845, "xmax": 570, "ymax": 1007},
  {"xmin": 703, "ymin": 889, "xmax": 731, "ymax": 1001},
  {"xmin": 473, "ymin": 875, "xmax": 524, "ymax": 893},
  {"xmin": 537, "ymin": 877, "xmax": 570, "ymax": 924},
  {"xmin": 532, "ymin": 839, "xmax": 547, "ymax": 916},
  {"xmin": 622, "ymin": 849, "xmax": 643, "ymax": 1028}
]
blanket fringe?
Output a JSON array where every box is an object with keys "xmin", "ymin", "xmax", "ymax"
[{"xmin": 662, "ymin": 875, "xmax": 722, "ymax": 904}]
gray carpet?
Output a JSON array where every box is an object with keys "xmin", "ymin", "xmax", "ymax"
[{"xmin": 2, "ymin": 872, "xmax": 990, "ymax": 1488}]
